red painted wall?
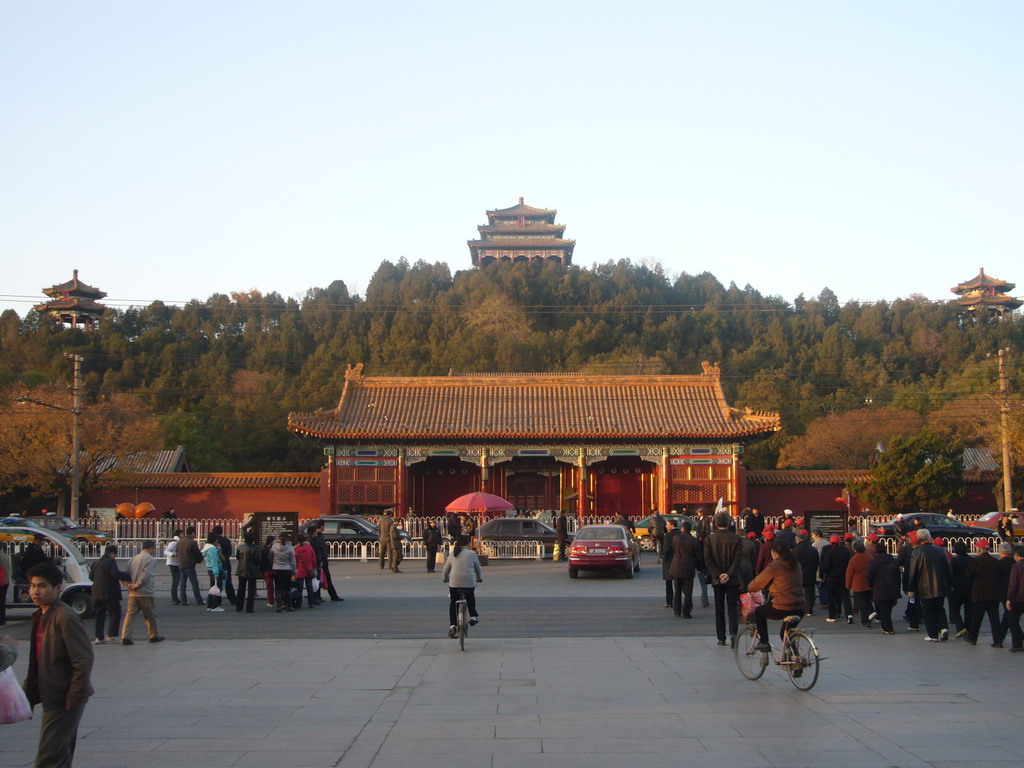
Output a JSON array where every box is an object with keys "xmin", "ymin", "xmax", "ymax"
[{"xmin": 86, "ymin": 487, "xmax": 322, "ymax": 521}]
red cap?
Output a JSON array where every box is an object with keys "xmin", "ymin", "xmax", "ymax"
[
  {"xmin": 830, "ymin": 534, "xmax": 841, "ymax": 544},
  {"xmin": 747, "ymin": 531, "xmax": 757, "ymax": 539},
  {"xmin": 782, "ymin": 519, "xmax": 793, "ymax": 528},
  {"xmin": 764, "ymin": 524, "xmax": 775, "ymax": 532},
  {"xmin": 799, "ymin": 529, "xmax": 809, "ymax": 537},
  {"xmin": 977, "ymin": 537, "xmax": 990, "ymax": 549},
  {"xmin": 796, "ymin": 517, "xmax": 805, "ymax": 526},
  {"xmin": 933, "ymin": 537, "xmax": 945, "ymax": 546},
  {"xmin": 844, "ymin": 532, "xmax": 855, "ymax": 541},
  {"xmin": 764, "ymin": 529, "xmax": 775, "ymax": 541},
  {"xmin": 907, "ymin": 530, "xmax": 919, "ymax": 543},
  {"xmin": 867, "ymin": 533, "xmax": 879, "ymax": 543}
]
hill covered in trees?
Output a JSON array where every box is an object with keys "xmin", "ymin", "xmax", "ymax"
[{"xmin": 2, "ymin": 259, "xmax": 1021, "ymax": 489}]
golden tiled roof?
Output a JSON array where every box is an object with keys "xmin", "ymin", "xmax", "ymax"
[
  {"xmin": 42, "ymin": 269, "xmax": 107, "ymax": 299},
  {"xmin": 487, "ymin": 198, "xmax": 556, "ymax": 218},
  {"xmin": 746, "ymin": 469, "xmax": 872, "ymax": 486},
  {"xmin": 952, "ymin": 268, "xmax": 1015, "ymax": 293},
  {"xmin": 288, "ymin": 369, "xmax": 781, "ymax": 441},
  {"xmin": 98, "ymin": 472, "xmax": 321, "ymax": 489}
]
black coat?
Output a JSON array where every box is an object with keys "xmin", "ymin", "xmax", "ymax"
[
  {"xmin": 90, "ymin": 555, "xmax": 131, "ymax": 602},
  {"xmin": 793, "ymin": 541, "xmax": 820, "ymax": 586},
  {"xmin": 950, "ymin": 553, "xmax": 973, "ymax": 599},
  {"xmin": 704, "ymin": 530, "xmax": 742, "ymax": 583},
  {"xmin": 744, "ymin": 513, "xmax": 765, "ymax": 537},
  {"xmin": 966, "ymin": 553, "xmax": 1001, "ymax": 602},
  {"xmin": 908, "ymin": 543, "xmax": 952, "ymax": 599},
  {"xmin": 662, "ymin": 528, "xmax": 680, "ymax": 579},
  {"xmin": 866, "ymin": 551, "xmax": 902, "ymax": 602},
  {"xmin": 667, "ymin": 532, "xmax": 701, "ymax": 579},
  {"xmin": 997, "ymin": 556, "xmax": 1014, "ymax": 601},
  {"xmin": 819, "ymin": 544, "xmax": 851, "ymax": 582},
  {"xmin": 423, "ymin": 527, "xmax": 443, "ymax": 548}
]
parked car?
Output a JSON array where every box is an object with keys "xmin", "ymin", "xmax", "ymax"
[
  {"xmin": 1, "ymin": 515, "xmax": 110, "ymax": 544},
  {"xmin": 873, "ymin": 513, "xmax": 994, "ymax": 539},
  {"xmin": 567, "ymin": 524, "xmax": 641, "ymax": 578},
  {"xmin": 633, "ymin": 514, "xmax": 698, "ymax": 551},
  {"xmin": 477, "ymin": 517, "xmax": 570, "ymax": 553},
  {"xmin": 964, "ymin": 511, "xmax": 1024, "ymax": 538},
  {"xmin": 298, "ymin": 515, "xmax": 412, "ymax": 546},
  {"xmin": 0, "ymin": 526, "xmax": 94, "ymax": 617}
]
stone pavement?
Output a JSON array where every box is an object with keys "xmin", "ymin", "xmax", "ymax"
[{"xmin": 1, "ymin": 629, "xmax": 1021, "ymax": 768}]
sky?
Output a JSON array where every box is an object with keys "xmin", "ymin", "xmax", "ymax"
[{"xmin": 2, "ymin": 2, "xmax": 1022, "ymax": 316}]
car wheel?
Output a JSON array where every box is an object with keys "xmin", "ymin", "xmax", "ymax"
[
  {"xmin": 569, "ymin": 568, "xmax": 579, "ymax": 579},
  {"xmin": 623, "ymin": 565, "xmax": 634, "ymax": 579},
  {"xmin": 633, "ymin": 557, "xmax": 640, "ymax": 572},
  {"xmin": 638, "ymin": 536, "xmax": 655, "ymax": 552}
]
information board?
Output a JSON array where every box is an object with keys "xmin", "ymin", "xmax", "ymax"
[
  {"xmin": 243, "ymin": 512, "xmax": 299, "ymax": 543},
  {"xmin": 802, "ymin": 510, "xmax": 848, "ymax": 539}
]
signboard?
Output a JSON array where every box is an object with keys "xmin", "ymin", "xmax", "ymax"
[
  {"xmin": 802, "ymin": 510, "xmax": 847, "ymax": 540},
  {"xmin": 243, "ymin": 512, "xmax": 299, "ymax": 543}
]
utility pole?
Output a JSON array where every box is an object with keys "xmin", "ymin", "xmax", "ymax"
[
  {"xmin": 65, "ymin": 352, "xmax": 83, "ymax": 520},
  {"xmin": 997, "ymin": 348, "xmax": 1014, "ymax": 514}
]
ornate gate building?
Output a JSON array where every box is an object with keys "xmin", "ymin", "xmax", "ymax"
[{"xmin": 288, "ymin": 364, "xmax": 780, "ymax": 519}]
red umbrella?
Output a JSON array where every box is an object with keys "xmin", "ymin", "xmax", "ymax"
[{"xmin": 444, "ymin": 492, "xmax": 515, "ymax": 514}]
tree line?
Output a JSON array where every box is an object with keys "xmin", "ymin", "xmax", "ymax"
[{"xmin": 1, "ymin": 258, "xmax": 1021, "ymax": 511}]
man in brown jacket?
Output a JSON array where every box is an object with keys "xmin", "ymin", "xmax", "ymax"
[{"xmin": 24, "ymin": 562, "xmax": 94, "ymax": 768}]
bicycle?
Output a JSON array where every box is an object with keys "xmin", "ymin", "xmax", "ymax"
[
  {"xmin": 734, "ymin": 614, "xmax": 821, "ymax": 691},
  {"xmin": 453, "ymin": 588, "xmax": 470, "ymax": 651}
]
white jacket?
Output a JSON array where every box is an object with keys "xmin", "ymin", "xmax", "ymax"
[{"xmin": 442, "ymin": 548, "xmax": 482, "ymax": 588}]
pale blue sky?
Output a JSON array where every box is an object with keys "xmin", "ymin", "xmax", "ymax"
[{"xmin": 2, "ymin": 2, "xmax": 1021, "ymax": 315}]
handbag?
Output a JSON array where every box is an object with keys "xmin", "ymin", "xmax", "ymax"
[
  {"xmin": 740, "ymin": 591, "xmax": 764, "ymax": 623},
  {"xmin": 0, "ymin": 667, "xmax": 32, "ymax": 724}
]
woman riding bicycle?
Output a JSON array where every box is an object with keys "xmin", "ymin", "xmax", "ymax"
[
  {"xmin": 746, "ymin": 540, "xmax": 805, "ymax": 651},
  {"xmin": 442, "ymin": 535, "xmax": 482, "ymax": 638}
]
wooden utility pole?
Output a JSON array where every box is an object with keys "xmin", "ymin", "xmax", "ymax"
[
  {"xmin": 65, "ymin": 352, "xmax": 83, "ymax": 520},
  {"xmin": 998, "ymin": 348, "xmax": 1014, "ymax": 513}
]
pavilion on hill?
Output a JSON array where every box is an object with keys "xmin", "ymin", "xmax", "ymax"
[
  {"xmin": 34, "ymin": 269, "xmax": 108, "ymax": 328},
  {"xmin": 468, "ymin": 197, "xmax": 575, "ymax": 267},
  {"xmin": 952, "ymin": 268, "xmax": 1021, "ymax": 317}
]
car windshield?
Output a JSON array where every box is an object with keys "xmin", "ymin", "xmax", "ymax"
[{"xmin": 576, "ymin": 527, "xmax": 625, "ymax": 541}]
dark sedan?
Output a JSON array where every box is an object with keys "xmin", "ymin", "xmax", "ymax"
[
  {"xmin": 874, "ymin": 513, "xmax": 994, "ymax": 540},
  {"xmin": 477, "ymin": 518, "xmax": 571, "ymax": 553},
  {"xmin": 299, "ymin": 515, "xmax": 411, "ymax": 546},
  {"xmin": 567, "ymin": 524, "xmax": 641, "ymax": 578}
]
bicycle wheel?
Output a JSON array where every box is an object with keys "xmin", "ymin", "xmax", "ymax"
[
  {"xmin": 457, "ymin": 600, "xmax": 468, "ymax": 652},
  {"xmin": 734, "ymin": 626, "xmax": 768, "ymax": 680},
  {"xmin": 784, "ymin": 630, "xmax": 820, "ymax": 691}
]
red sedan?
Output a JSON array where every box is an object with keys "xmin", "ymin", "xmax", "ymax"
[{"xmin": 568, "ymin": 524, "xmax": 641, "ymax": 579}]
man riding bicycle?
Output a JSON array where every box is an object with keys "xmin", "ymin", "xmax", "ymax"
[
  {"xmin": 745, "ymin": 540, "xmax": 805, "ymax": 651},
  {"xmin": 442, "ymin": 535, "xmax": 482, "ymax": 638}
]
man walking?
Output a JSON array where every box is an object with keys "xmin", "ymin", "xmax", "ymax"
[
  {"xmin": 89, "ymin": 543, "xmax": 131, "ymax": 644},
  {"xmin": 175, "ymin": 527, "xmax": 205, "ymax": 607},
  {"xmin": 907, "ymin": 528, "xmax": 952, "ymax": 642},
  {"xmin": 661, "ymin": 518, "xmax": 681, "ymax": 609},
  {"xmin": 24, "ymin": 562, "xmax": 94, "ymax": 768},
  {"xmin": 650, "ymin": 509, "xmax": 667, "ymax": 562},
  {"xmin": 668, "ymin": 520, "xmax": 700, "ymax": 618},
  {"xmin": 310, "ymin": 522, "xmax": 343, "ymax": 601},
  {"xmin": 964, "ymin": 538, "xmax": 1000, "ymax": 645},
  {"xmin": 793, "ymin": 530, "xmax": 819, "ymax": 616},
  {"xmin": 555, "ymin": 511, "xmax": 569, "ymax": 562},
  {"xmin": 120, "ymin": 540, "xmax": 164, "ymax": 645},
  {"xmin": 704, "ymin": 513, "xmax": 742, "ymax": 647}
]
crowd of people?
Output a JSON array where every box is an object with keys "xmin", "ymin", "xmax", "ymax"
[{"xmin": 658, "ymin": 509, "xmax": 1024, "ymax": 653}]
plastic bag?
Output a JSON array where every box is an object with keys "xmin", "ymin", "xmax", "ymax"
[
  {"xmin": 740, "ymin": 591, "xmax": 764, "ymax": 623},
  {"xmin": 208, "ymin": 585, "xmax": 221, "ymax": 597},
  {"xmin": 0, "ymin": 667, "xmax": 32, "ymax": 724},
  {"xmin": 311, "ymin": 578, "xmax": 320, "ymax": 591}
]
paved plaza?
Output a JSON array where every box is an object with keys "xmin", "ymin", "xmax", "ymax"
[{"xmin": 1, "ymin": 559, "xmax": 1021, "ymax": 768}]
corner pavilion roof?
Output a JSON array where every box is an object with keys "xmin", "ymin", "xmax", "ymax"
[
  {"xmin": 952, "ymin": 268, "xmax": 1015, "ymax": 294},
  {"xmin": 288, "ymin": 368, "xmax": 781, "ymax": 442},
  {"xmin": 42, "ymin": 269, "xmax": 107, "ymax": 300}
]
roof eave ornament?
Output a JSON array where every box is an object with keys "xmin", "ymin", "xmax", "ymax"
[
  {"xmin": 344, "ymin": 362, "xmax": 365, "ymax": 383},
  {"xmin": 701, "ymin": 361, "xmax": 721, "ymax": 378}
]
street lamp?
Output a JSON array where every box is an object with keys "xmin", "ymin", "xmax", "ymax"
[{"xmin": 13, "ymin": 353, "xmax": 83, "ymax": 519}]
